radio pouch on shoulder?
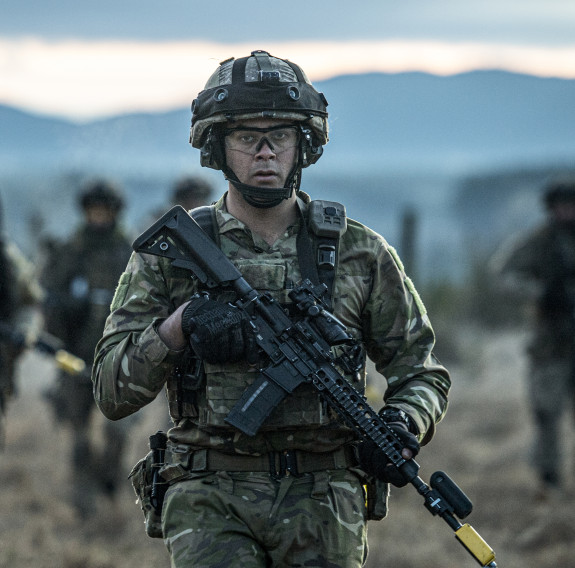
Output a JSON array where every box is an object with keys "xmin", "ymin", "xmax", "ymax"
[{"xmin": 299, "ymin": 200, "xmax": 347, "ymax": 310}]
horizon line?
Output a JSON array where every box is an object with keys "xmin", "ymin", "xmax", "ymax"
[{"xmin": 2, "ymin": 37, "xmax": 575, "ymax": 122}]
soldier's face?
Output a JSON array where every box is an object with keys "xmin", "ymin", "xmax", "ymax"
[
  {"xmin": 85, "ymin": 205, "xmax": 117, "ymax": 228},
  {"xmin": 224, "ymin": 118, "xmax": 298, "ymax": 189}
]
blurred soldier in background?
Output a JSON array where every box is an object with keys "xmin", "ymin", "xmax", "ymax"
[
  {"xmin": 170, "ymin": 175, "xmax": 214, "ymax": 211},
  {"xmin": 42, "ymin": 180, "xmax": 133, "ymax": 517},
  {"xmin": 492, "ymin": 177, "xmax": 575, "ymax": 500},
  {"xmin": 0, "ymin": 195, "xmax": 43, "ymax": 448}
]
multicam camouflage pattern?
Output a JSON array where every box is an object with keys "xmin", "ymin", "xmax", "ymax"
[
  {"xmin": 93, "ymin": 193, "xmax": 450, "ymax": 453},
  {"xmin": 161, "ymin": 469, "xmax": 368, "ymax": 568},
  {"xmin": 528, "ymin": 360, "xmax": 572, "ymax": 481},
  {"xmin": 129, "ymin": 449, "xmax": 165, "ymax": 538},
  {"xmin": 5, "ymin": 241, "xmax": 44, "ymax": 310},
  {"xmin": 493, "ymin": 221, "xmax": 575, "ymax": 484},
  {"xmin": 493, "ymin": 222, "xmax": 575, "ymax": 359}
]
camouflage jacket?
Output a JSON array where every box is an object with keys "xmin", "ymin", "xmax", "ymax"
[
  {"xmin": 493, "ymin": 221, "xmax": 575, "ymax": 359},
  {"xmin": 93, "ymin": 195, "xmax": 450, "ymax": 454}
]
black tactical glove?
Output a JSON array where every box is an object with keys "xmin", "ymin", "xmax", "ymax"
[
  {"xmin": 358, "ymin": 409, "xmax": 420, "ymax": 488},
  {"xmin": 181, "ymin": 293, "xmax": 258, "ymax": 364}
]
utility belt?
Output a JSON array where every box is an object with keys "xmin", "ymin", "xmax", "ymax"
[
  {"xmin": 130, "ymin": 436, "xmax": 387, "ymax": 539},
  {"xmin": 160, "ymin": 444, "xmax": 358, "ymax": 483}
]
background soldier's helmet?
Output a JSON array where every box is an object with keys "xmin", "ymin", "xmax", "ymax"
[
  {"xmin": 189, "ymin": 50, "xmax": 329, "ymax": 172},
  {"xmin": 79, "ymin": 180, "xmax": 125, "ymax": 213},
  {"xmin": 171, "ymin": 176, "xmax": 213, "ymax": 204},
  {"xmin": 544, "ymin": 177, "xmax": 575, "ymax": 209}
]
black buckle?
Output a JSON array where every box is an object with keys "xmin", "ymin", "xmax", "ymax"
[
  {"xmin": 269, "ymin": 450, "xmax": 299, "ymax": 478},
  {"xmin": 318, "ymin": 244, "xmax": 336, "ymax": 268}
]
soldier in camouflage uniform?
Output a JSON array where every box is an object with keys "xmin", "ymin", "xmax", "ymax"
[
  {"xmin": 492, "ymin": 177, "xmax": 575, "ymax": 499},
  {"xmin": 0, "ymin": 230, "xmax": 43, "ymax": 448},
  {"xmin": 93, "ymin": 51, "xmax": 451, "ymax": 567},
  {"xmin": 42, "ymin": 180, "xmax": 133, "ymax": 516}
]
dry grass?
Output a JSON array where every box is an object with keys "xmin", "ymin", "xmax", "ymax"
[{"xmin": 1, "ymin": 326, "xmax": 573, "ymax": 567}]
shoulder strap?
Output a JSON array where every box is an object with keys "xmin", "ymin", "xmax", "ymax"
[{"xmin": 297, "ymin": 200, "xmax": 347, "ymax": 310}]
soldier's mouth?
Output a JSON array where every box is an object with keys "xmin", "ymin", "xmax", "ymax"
[{"xmin": 252, "ymin": 170, "xmax": 279, "ymax": 184}]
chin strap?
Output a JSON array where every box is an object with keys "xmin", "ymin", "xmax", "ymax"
[
  {"xmin": 223, "ymin": 160, "xmax": 302, "ymax": 209},
  {"xmin": 225, "ymin": 177, "xmax": 292, "ymax": 209}
]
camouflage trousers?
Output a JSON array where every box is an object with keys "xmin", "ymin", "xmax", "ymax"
[
  {"xmin": 528, "ymin": 358, "xmax": 575, "ymax": 484},
  {"xmin": 162, "ymin": 469, "xmax": 369, "ymax": 568}
]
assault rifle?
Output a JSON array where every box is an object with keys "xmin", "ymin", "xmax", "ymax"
[
  {"xmin": 0, "ymin": 321, "xmax": 85, "ymax": 375},
  {"xmin": 133, "ymin": 205, "xmax": 498, "ymax": 567}
]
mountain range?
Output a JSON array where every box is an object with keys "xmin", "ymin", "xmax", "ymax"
[
  {"xmin": 1, "ymin": 69, "xmax": 574, "ymax": 282},
  {"xmin": 3, "ymin": 69, "xmax": 575, "ymax": 174}
]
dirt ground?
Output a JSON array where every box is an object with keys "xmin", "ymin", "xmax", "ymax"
[{"xmin": 1, "ymin": 326, "xmax": 574, "ymax": 568}]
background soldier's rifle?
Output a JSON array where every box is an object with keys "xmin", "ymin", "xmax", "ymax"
[
  {"xmin": 0, "ymin": 321, "xmax": 85, "ymax": 375},
  {"xmin": 133, "ymin": 205, "xmax": 498, "ymax": 567}
]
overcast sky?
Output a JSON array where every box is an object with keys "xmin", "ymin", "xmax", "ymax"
[
  {"xmin": 2, "ymin": 0, "xmax": 575, "ymax": 120},
  {"xmin": 4, "ymin": 0, "xmax": 575, "ymax": 44}
]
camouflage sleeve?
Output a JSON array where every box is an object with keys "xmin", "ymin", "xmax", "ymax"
[
  {"xmin": 6, "ymin": 242, "xmax": 44, "ymax": 307},
  {"xmin": 5, "ymin": 241, "xmax": 44, "ymax": 339},
  {"xmin": 362, "ymin": 240, "xmax": 450, "ymax": 445},
  {"xmin": 489, "ymin": 228, "xmax": 545, "ymax": 301},
  {"xmin": 92, "ymin": 251, "xmax": 187, "ymax": 420}
]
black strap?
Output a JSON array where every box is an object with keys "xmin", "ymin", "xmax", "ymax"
[
  {"xmin": 231, "ymin": 57, "xmax": 249, "ymax": 85},
  {"xmin": 295, "ymin": 203, "xmax": 338, "ymax": 311},
  {"xmin": 252, "ymin": 50, "xmax": 274, "ymax": 74},
  {"xmin": 296, "ymin": 205, "xmax": 321, "ymax": 286}
]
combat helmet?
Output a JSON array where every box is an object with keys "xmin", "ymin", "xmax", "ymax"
[
  {"xmin": 190, "ymin": 50, "xmax": 329, "ymax": 208},
  {"xmin": 79, "ymin": 180, "xmax": 124, "ymax": 213},
  {"xmin": 172, "ymin": 176, "xmax": 213, "ymax": 205}
]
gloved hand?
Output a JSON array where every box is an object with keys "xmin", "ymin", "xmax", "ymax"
[
  {"xmin": 358, "ymin": 420, "xmax": 420, "ymax": 487},
  {"xmin": 181, "ymin": 293, "xmax": 258, "ymax": 364}
]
